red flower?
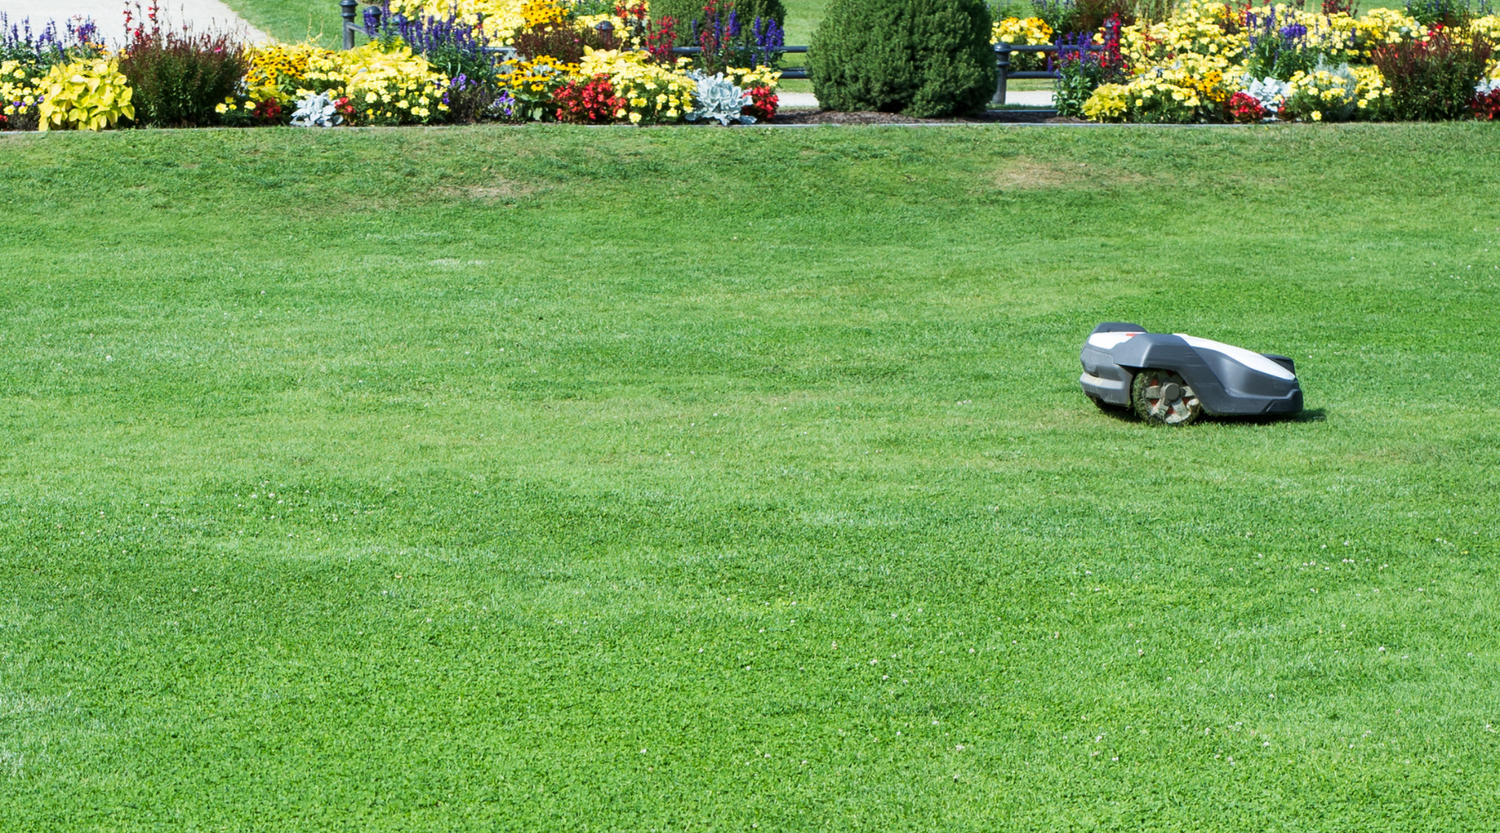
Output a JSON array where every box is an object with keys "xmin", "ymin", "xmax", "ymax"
[
  {"xmin": 1228, "ymin": 91, "xmax": 1267, "ymax": 124},
  {"xmin": 1473, "ymin": 90, "xmax": 1500, "ymax": 121},
  {"xmin": 743, "ymin": 86, "xmax": 779, "ymax": 120}
]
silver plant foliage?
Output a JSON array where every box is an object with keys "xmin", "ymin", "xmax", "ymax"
[
  {"xmin": 291, "ymin": 92, "xmax": 343, "ymax": 128},
  {"xmin": 686, "ymin": 72, "xmax": 755, "ymax": 126}
]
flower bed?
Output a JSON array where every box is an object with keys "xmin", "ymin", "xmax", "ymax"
[
  {"xmin": 0, "ymin": 0, "xmax": 781, "ymax": 131},
  {"xmin": 992, "ymin": 0, "xmax": 1500, "ymax": 123}
]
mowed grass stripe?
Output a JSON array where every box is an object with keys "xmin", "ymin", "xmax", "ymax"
[{"xmin": 1, "ymin": 123, "xmax": 1499, "ymax": 830}]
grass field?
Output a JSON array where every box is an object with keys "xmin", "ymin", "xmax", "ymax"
[{"xmin": 2, "ymin": 122, "xmax": 1499, "ymax": 830}]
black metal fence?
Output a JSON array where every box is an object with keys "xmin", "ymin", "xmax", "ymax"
[{"xmin": 336, "ymin": 0, "xmax": 1086, "ymax": 109}]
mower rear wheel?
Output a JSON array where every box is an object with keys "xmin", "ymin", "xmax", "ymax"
[{"xmin": 1131, "ymin": 369, "xmax": 1202, "ymax": 426}]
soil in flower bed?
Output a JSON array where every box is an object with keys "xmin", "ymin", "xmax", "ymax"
[{"xmin": 770, "ymin": 107, "xmax": 1059, "ymax": 124}]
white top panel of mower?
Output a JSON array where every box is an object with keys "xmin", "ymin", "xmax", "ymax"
[
  {"xmin": 1086, "ymin": 331, "xmax": 1143, "ymax": 350},
  {"xmin": 1176, "ymin": 335, "xmax": 1296, "ymax": 380}
]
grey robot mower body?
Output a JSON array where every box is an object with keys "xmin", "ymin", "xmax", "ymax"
[{"xmin": 1080, "ymin": 323, "xmax": 1303, "ymax": 425}]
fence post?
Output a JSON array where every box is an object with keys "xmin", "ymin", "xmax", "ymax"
[
  {"xmin": 340, "ymin": 0, "xmax": 358, "ymax": 50},
  {"xmin": 991, "ymin": 43, "xmax": 1011, "ymax": 105}
]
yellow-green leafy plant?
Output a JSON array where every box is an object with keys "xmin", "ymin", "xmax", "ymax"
[
  {"xmin": 37, "ymin": 58, "xmax": 134, "ymax": 131},
  {"xmin": 1082, "ymin": 81, "xmax": 1129, "ymax": 120}
]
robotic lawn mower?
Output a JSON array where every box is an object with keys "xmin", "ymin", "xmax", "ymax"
[{"xmin": 1079, "ymin": 323, "xmax": 1303, "ymax": 426}]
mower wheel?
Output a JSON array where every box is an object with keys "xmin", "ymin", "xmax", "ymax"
[{"xmin": 1131, "ymin": 369, "xmax": 1202, "ymax": 426}]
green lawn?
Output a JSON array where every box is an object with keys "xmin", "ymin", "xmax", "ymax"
[
  {"xmin": 2, "ymin": 123, "xmax": 1499, "ymax": 830},
  {"xmin": 226, "ymin": 0, "xmax": 346, "ymax": 43}
]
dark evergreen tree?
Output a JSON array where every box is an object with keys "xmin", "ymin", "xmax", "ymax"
[{"xmin": 810, "ymin": 0, "xmax": 995, "ymax": 118}]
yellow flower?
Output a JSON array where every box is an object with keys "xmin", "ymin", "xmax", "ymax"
[
  {"xmin": 629, "ymin": 111, "xmax": 641, "ymax": 123},
  {"xmin": 1312, "ymin": 110, "xmax": 1322, "ymax": 121}
]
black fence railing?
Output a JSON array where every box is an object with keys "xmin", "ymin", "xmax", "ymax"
[{"xmin": 338, "ymin": 1, "xmax": 1095, "ymax": 110}]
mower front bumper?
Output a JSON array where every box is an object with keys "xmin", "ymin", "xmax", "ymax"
[{"xmin": 1079, "ymin": 346, "xmax": 1133, "ymax": 406}]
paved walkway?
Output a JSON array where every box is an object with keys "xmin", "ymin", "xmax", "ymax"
[{"xmin": 0, "ymin": 0, "xmax": 268, "ymax": 43}]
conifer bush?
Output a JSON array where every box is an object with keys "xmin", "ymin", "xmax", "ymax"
[{"xmin": 809, "ymin": 0, "xmax": 995, "ymax": 118}]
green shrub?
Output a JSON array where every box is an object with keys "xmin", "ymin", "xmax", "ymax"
[
  {"xmin": 651, "ymin": 0, "xmax": 787, "ymax": 46},
  {"xmin": 1372, "ymin": 32, "xmax": 1493, "ymax": 121},
  {"xmin": 117, "ymin": 10, "xmax": 246, "ymax": 128},
  {"xmin": 809, "ymin": 0, "xmax": 996, "ymax": 118}
]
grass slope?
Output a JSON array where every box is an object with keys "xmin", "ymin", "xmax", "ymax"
[
  {"xmin": 225, "ymin": 0, "xmax": 347, "ymax": 43},
  {"xmin": 1, "ymin": 123, "xmax": 1499, "ymax": 830}
]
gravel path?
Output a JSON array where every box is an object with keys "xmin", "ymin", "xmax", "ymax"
[{"xmin": 0, "ymin": 0, "xmax": 268, "ymax": 43}]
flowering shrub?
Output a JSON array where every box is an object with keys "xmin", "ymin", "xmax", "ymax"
[
  {"xmin": 743, "ymin": 82, "xmax": 777, "ymax": 118},
  {"xmin": 991, "ymin": 16, "xmax": 1054, "ymax": 70},
  {"xmin": 1054, "ymin": 13, "xmax": 1129, "ymax": 116},
  {"xmin": 1373, "ymin": 29, "xmax": 1494, "ymax": 120},
  {"xmin": 0, "ymin": 59, "xmax": 44, "ymax": 130},
  {"xmin": 1473, "ymin": 77, "xmax": 1500, "ymax": 118},
  {"xmin": 117, "ymin": 2, "xmax": 247, "ymax": 128},
  {"xmin": 1468, "ymin": 15, "xmax": 1500, "ymax": 43},
  {"xmin": 365, "ymin": 0, "xmax": 504, "ymax": 123},
  {"xmin": 386, "ymin": 0, "xmax": 530, "ymax": 44},
  {"xmin": 1227, "ymin": 89, "xmax": 1268, "ymax": 120},
  {"xmin": 578, "ymin": 47, "xmax": 696, "ymax": 122},
  {"xmin": 245, "ymin": 43, "xmax": 322, "ymax": 104},
  {"xmin": 1122, "ymin": 0, "xmax": 1244, "ymax": 77},
  {"xmin": 1071, "ymin": 0, "xmax": 1488, "ymax": 123},
  {"xmin": 500, "ymin": 55, "xmax": 577, "ymax": 119},
  {"xmin": 37, "ymin": 57, "xmax": 134, "ymax": 130},
  {"xmin": 511, "ymin": 0, "xmax": 624, "ymax": 66},
  {"xmin": 1280, "ymin": 60, "xmax": 1389, "ymax": 121},
  {"xmin": 1123, "ymin": 71, "xmax": 1204, "ymax": 121},
  {"xmin": 1354, "ymin": 8, "xmax": 1427, "ymax": 55},
  {"xmin": 689, "ymin": 0, "xmax": 786, "ymax": 75},
  {"xmin": 302, "ymin": 43, "xmax": 451, "ymax": 125},
  {"xmin": 0, "ymin": 12, "xmax": 105, "ymax": 130},
  {"xmin": 553, "ymin": 72, "xmax": 627, "ymax": 121},
  {"xmin": 1405, "ymin": 0, "xmax": 1474, "ymax": 28}
]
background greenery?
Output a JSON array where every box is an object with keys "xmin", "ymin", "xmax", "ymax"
[
  {"xmin": 223, "ymin": 0, "xmax": 347, "ymax": 43},
  {"xmin": 2, "ymin": 123, "xmax": 1499, "ymax": 830},
  {"xmin": 222, "ymin": 0, "xmax": 832, "ymax": 45}
]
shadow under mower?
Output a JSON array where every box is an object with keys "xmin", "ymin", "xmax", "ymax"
[{"xmin": 1080, "ymin": 323, "xmax": 1303, "ymax": 426}]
